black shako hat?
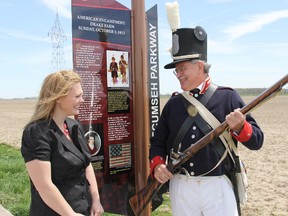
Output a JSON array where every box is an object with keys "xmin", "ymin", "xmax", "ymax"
[{"xmin": 164, "ymin": 26, "xmax": 207, "ymax": 69}]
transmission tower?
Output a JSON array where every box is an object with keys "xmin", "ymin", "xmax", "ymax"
[{"xmin": 48, "ymin": 12, "xmax": 67, "ymax": 72}]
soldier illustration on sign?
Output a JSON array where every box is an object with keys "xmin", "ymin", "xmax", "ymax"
[
  {"xmin": 107, "ymin": 50, "xmax": 129, "ymax": 87},
  {"xmin": 108, "ymin": 56, "xmax": 118, "ymax": 85},
  {"xmin": 119, "ymin": 54, "xmax": 128, "ymax": 84}
]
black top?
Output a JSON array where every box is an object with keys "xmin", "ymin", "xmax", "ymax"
[
  {"xmin": 149, "ymin": 86, "xmax": 264, "ymax": 176},
  {"xmin": 21, "ymin": 118, "xmax": 92, "ymax": 216}
]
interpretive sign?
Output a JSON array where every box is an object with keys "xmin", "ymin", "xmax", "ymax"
[{"xmin": 71, "ymin": 0, "xmax": 134, "ymax": 214}]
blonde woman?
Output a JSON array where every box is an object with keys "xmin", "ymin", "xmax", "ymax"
[{"xmin": 21, "ymin": 70, "xmax": 104, "ymax": 216}]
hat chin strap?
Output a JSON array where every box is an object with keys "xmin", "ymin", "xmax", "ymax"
[{"xmin": 172, "ymin": 53, "xmax": 200, "ymax": 60}]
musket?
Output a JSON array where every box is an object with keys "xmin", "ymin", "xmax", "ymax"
[{"xmin": 129, "ymin": 74, "xmax": 288, "ymax": 216}]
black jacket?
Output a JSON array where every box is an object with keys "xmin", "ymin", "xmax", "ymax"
[
  {"xmin": 21, "ymin": 118, "xmax": 92, "ymax": 216},
  {"xmin": 149, "ymin": 86, "xmax": 264, "ymax": 176}
]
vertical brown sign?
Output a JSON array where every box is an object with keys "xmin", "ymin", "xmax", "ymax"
[{"xmin": 71, "ymin": 0, "xmax": 134, "ymax": 214}]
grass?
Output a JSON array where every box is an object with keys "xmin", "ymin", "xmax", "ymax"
[
  {"xmin": 0, "ymin": 143, "xmax": 171, "ymax": 215},
  {"xmin": 152, "ymin": 193, "xmax": 172, "ymax": 216},
  {"xmin": 0, "ymin": 143, "xmax": 30, "ymax": 216}
]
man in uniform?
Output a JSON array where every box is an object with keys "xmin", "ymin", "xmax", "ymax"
[{"xmin": 149, "ymin": 25, "xmax": 264, "ymax": 216}]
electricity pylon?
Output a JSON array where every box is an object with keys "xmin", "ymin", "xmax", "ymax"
[{"xmin": 48, "ymin": 12, "xmax": 67, "ymax": 72}]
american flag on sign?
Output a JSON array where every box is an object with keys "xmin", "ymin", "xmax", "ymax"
[{"xmin": 109, "ymin": 143, "xmax": 131, "ymax": 168}]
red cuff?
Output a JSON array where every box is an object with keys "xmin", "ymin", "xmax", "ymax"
[
  {"xmin": 150, "ymin": 156, "xmax": 165, "ymax": 176},
  {"xmin": 231, "ymin": 121, "xmax": 253, "ymax": 142}
]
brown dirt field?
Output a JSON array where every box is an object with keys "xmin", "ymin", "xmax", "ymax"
[
  {"xmin": 0, "ymin": 99, "xmax": 37, "ymax": 148},
  {"xmin": 0, "ymin": 95, "xmax": 287, "ymax": 215}
]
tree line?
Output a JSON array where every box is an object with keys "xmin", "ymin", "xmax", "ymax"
[
  {"xmin": 235, "ymin": 88, "xmax": 288, "ymax": 96},
  {"xmin": 160, "ymin": 88, "xmax": 288, "ymax": 97}
]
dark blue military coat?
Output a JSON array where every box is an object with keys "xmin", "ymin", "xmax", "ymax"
[
  {"xmin": 149, "ymin": 86, "xmax": 264, "ymax": 176},
  {"xmin": 21, "ymin": 118, "xmax": 92, "ymax": 216}
]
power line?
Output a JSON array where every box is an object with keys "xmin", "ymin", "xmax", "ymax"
[{"xmin": 48, "ymin": 12, "xmax": 67, "ymax": 72}]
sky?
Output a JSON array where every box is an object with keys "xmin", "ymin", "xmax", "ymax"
[{"xmin": 0, "ymin": 0, "xmax": 288, "ymax": 99}]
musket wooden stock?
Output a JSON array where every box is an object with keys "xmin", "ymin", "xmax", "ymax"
[{"xmin": 129, "ymin": 74, "xmax": 288, "ymax": 216}]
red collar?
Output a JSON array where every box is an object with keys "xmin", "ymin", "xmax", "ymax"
[{"xmin": 199, "ymin": 76, "xmax": 211, "ymax": 94}]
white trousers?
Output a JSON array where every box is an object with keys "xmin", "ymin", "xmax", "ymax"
[{"xmin": 169, "ymin": 174, "xmax": 238, "ymax": 216}]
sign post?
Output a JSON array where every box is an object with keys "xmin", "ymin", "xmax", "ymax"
[{"xmin": 131, "ymin": 0, "xmax": 151, "ymax": 215}]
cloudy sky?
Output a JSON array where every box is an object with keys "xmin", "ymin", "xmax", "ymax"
[{"xmin": 0, "ymin": 0, "xmax": 287, "ymax": 99}]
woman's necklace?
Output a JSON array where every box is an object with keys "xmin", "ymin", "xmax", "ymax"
[{"xmin": 63, "ymin": 123, "xmax": 69, "ymax": 135}]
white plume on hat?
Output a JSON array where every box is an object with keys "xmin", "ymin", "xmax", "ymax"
[{"xmin": 166, "ymin": 1, "xmax": 180, "ymax": 32}]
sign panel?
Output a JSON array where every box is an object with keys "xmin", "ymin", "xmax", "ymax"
[
  {"xmin": 147, "ymin": 5, "xmax": 160, "ymax": 138},
  {"xmin": 71, "ymin": 0, "xmax": 134, "ymax": 214}
]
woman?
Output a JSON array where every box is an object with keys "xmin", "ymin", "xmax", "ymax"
[{"xmin": 21, "ymin": 70, "xmax": 104, "ymax": 216}]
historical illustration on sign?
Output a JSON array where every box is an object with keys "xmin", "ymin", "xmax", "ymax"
[
  {"xmin": 85, "ymin": 130, "xmax": 102, "ymax": 156},
  {"xmin": 106, "ymin": 50, "xmax": 129, "ymax": 87}
]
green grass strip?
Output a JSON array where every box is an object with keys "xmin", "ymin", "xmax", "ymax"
[{"xmin": 0, "ymin": 143, "xmax": 30, "ymax": 216}]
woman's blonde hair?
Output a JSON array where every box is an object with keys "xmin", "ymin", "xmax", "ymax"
[{"xmin": 28, "ymin": 70, "xmax": 81, "ymax": 125}]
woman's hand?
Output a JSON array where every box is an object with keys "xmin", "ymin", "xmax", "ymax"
[{"xmin": 90, "ymin": 200, "xmax": 104, "ymax": 216}]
